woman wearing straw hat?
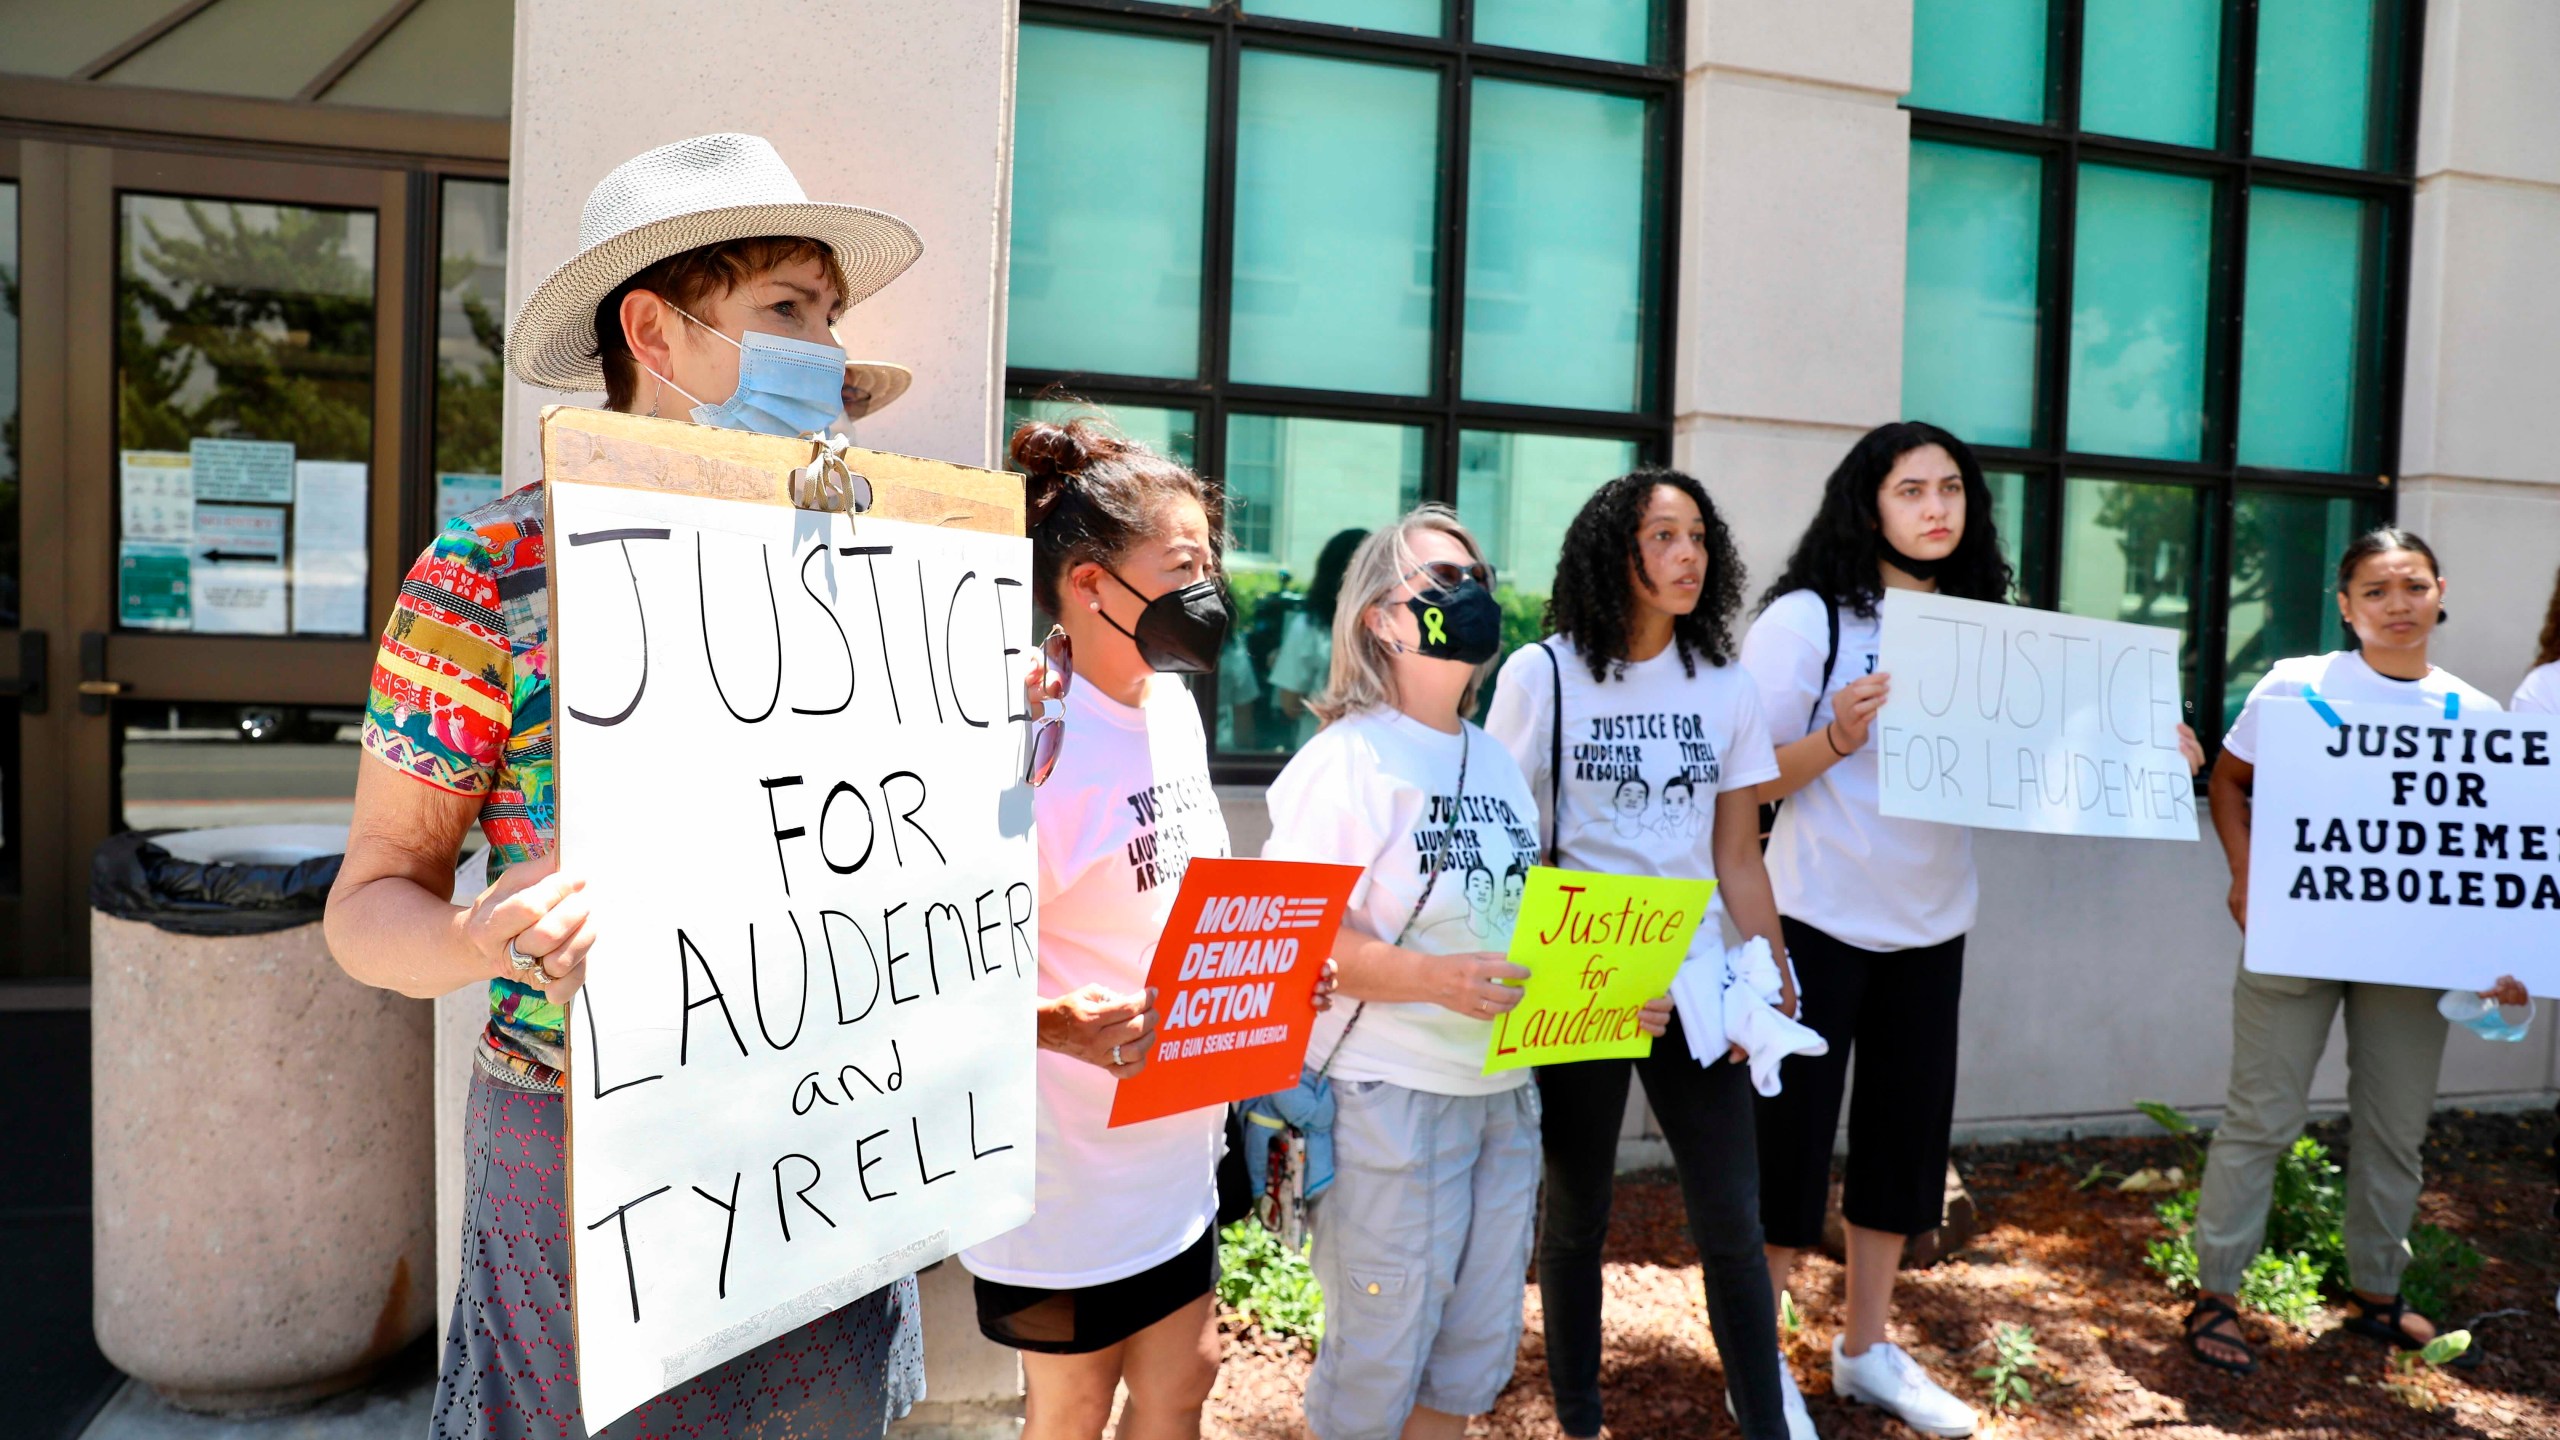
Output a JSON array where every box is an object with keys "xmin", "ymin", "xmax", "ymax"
[{"xmin": 326, "ymin": 133, "xmax": 960, "ymax": 1439}]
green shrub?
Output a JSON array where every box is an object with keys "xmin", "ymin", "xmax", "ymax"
[
  {"xmin": 1217, "ymin": 1220, "xmax": 1324, "ymax": 1344},
  {"xmin": 1972, "ymin": 1323, "xmax": 2042, "ymax": 1414},
  {"xmin": 2132, "ymin": 1102, "xmax": 2477, "ymax": 1324}
]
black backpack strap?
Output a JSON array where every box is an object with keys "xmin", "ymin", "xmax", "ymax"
[
  {"xmin": 1760, "ymin": 593, "xmax": 1845, "ymax": 850},
  {"xmin": 1542, "ymin": 640, "xmax": 1564, "ymax": 863},
  {"xmin": 1813, "ymin": 593, "xmax": 1841, "ymax": 734}
]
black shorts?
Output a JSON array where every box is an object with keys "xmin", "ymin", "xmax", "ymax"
[
  {"xmin": 1754, "ymin": 917, "xmax": 1965, "ymax": 1246},
  {"xmin": 972, "ymin": 1225, "xmax": 1219, "ymax": 1355}
]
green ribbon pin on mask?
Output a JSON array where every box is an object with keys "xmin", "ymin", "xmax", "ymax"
[
  {"xmin": 1399, "ymin": 581, "xmax": 1502, "ymax": 665},
  {"xmin": 1421, "ymin": 606, "xmax": 1449, "ymax": 646}
]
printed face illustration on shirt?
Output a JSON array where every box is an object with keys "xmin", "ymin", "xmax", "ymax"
[
  {"xmin": 1412, "ymin": 789, "xmax": 1541, "ymax": 948},
  {"xmin": 1611, "ymin": 776, "xmax": 1652, "ymax": 838},
  {"xmin": 1653, "ymin": 776, "xmax": 1702, "ymax": 840}
]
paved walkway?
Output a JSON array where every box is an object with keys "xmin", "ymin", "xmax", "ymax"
[{"xmin": 79, "ymin": 1375, "xmax": 432, "ymax": 1440}]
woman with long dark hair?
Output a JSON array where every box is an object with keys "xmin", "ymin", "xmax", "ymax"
[
  {"xmin": 1484, "ymin": 470, "xmax": 1802, "ymax": 1439},
  {"xmin": 2185, "ymin": 528, "xmax": 2525, "ymax": 1375},
  {"xmin": 2512, "ymin": 564, "xmax": 2560, "ymax": 713},
  {"xmin": 1272, "ymin": 527, "xmax": 1371, "ymax": 746},
  {"xmin": 1740, "ymin": 421, "xmax": 2198, "ymax": 1435}
]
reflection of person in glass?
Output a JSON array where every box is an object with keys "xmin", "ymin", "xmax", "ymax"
[
  {"xmin": 1462, "ymin": 860, "xmax": 1497, "ymax": 938},
  {"xmin": 1271, "ymin": 527, "xmax": 1370, "ymax": 748},
  {"xmin": 1651, "ymin": 774, "xmax": 1703, "ymax": 841},
  {"xmin": 324, "ymin": 134, "xmax": 944, "ymax": 1439},
  {"xmin": 1609, "ymin": 775, "xmax": 1651, "ymax": 840}
]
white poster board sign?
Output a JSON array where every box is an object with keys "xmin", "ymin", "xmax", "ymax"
[
  {"xmin": 1874, "ymin": 590, "xmax": 2196, "ymax": 840},
  {"xmin": 551, "ymin": 477, "xmax": 1040, "ymax": 1426},
  {"xmin": 2244, "ymin": 699, "xmax": 2560, "ymax": 996}
]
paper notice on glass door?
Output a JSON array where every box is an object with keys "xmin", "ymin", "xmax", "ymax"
[
  {"xmin": 191, "ymin": 502, "xmax": 291, "ymax": 634},
  {"xmin": 120, "ymin": 451, "xmax": 195, "ymax": 543},
  {"xmin": 190, "ymin": 438, "xmax": 296, "ymax": 504},
  {"xmin": 292, "ymin": 460, "xmax": 370, "ymax": 635},
  {"xmin": 119, "ymin": 543, "xmax": 193, "ymax": 630}
]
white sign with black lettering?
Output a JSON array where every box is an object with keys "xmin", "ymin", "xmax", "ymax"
[
  {"xmin": 2245, "ymin": 699, "xmax": 2559, "ymax": 996},
  {"xmin": 550, "ymin": 478, "xmax": 1040, "ymax": 1427},
  {"xmin": 1875, "ymin": 590, "xmax": 2196, "ymax": 840}
]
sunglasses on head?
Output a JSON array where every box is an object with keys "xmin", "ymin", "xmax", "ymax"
[
  {"xmin": 1400, "ymin": 559, "xmax": 1493, "ymax": 592},
  {"xmin": 1025, "ymin": 626, "xmax": 1073, "ymax": 787}
]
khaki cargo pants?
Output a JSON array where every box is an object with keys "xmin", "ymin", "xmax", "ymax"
[{"xmin": 2193, "ymin": 961, "xmax": 2448, "ymax": 1297}]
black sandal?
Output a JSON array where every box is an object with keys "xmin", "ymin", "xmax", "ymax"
[
  {"xmin": 2184, "ymin": 1295, "xmax": 2258, "ymax": 1374},
  {"xmin": 2341, "ymin": 1293, "xmax": 2484, "ymax": 1369}
]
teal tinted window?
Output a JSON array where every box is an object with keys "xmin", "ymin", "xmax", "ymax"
[
  {"xmin": 1249, "ymin": 0, "xmax": 1439, "ymax": 35},
  {"xmin": 1218, "ymin": 414, "xmax": 1425, "ymax": 756},
  {"xmin": 1004, "ymin": 400, "xmax": 1199, "ymax": 467},
  {"xmin": 1464, "ymin": 80, "xmax": 1649, "ymax": 413},
  {"xmin": 2080, "ymin": 0, "xmax": 2220, "ymax": 148},
  {"xmin": 1983, "ymin": 469, "xmax": 2030, "ymax": 595},
  {"xmin": 1908, "ymin": 0, "xmax": 2047, "ymax": 123},
  {"xmin": 1230, "ymin": 52, "xmax": 1441, "ymax": 396},
  {"xmin": 1456, "ymin": 431, "xmax": 1640, "ymax": 603},
  {"xmin": 2060, "ymin": 476, "xmax": 2206, "ymax": 695},
  {"xmin": 2068, "ymin": 164, "xmax": 2212, "ymax": 461},
  {"xmin": 1474, "ymin": 0, "xmax": 1651, "ymax": 65},
  {"xmin": 1904, "ymin": 142, "xmax": 2042, "ymax": 449},
  {"xmin": 2224, "ymin": 489, "xmax": 2377, "ymax": 725},
  {"xmin": 1009, "ymin": 25, "xmax": 1208, "ymax": 379},
  {"xmin": 2254, "ymin": 0, "xmax": 2380, "ymax": 169},
  {"xmin": 2239, "ymin": 189, "xmax": 2380, "ymax": 473}
]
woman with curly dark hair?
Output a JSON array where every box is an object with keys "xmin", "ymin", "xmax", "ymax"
[
  {"xmin": 1484, "ymin": 469, "xmax": 1804, "ymax": 1440},
  {"xmin": 2511, "ymin": 563, "xmax": 2560, "ymax": 713}
]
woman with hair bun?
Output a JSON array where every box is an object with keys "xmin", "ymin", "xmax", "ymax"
[
  {"xmin": 2185, "ymin": 527, "xmax": 2523, "ymax": 1376},
  {"xmin": 956, "ymin": 416, "xmax": 1240, "ymax": 1439}
]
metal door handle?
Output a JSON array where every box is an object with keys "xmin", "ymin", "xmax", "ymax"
[
  {"xmin": 80, "ymin": 632, "xmax": 121, "ymax": 716},
  {"xmin": 0, "ymin": 631, "xmax": 45, "ymax": 714}
]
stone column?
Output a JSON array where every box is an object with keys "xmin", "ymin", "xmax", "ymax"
[
  {"xmin": 2393, "ymin": 0, "xmax": 2560, "ymax": 1099},
  {"xmin": 461, "ymin": 3, "xmax": 1028, "ymax": 1429}
]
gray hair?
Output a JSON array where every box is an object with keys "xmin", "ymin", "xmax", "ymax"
[{"xmin": 1308, "ymin": 504, "xmax": 1497, "ymax": 726}]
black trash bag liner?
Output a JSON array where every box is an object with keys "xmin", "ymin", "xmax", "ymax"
[{"xmin": 90, "ymin": 830, "xmax": 341, "ymax": 937}]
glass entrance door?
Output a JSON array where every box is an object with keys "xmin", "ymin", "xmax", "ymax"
[{"xmin": 22, "ymin": 145, "xmax": 411, "ymax": 974}]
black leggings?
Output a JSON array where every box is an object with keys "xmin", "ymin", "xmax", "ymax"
[
  {"xmin": 1755, "ymin": 917, "xmax": 1966, "ymax": 1247},
  {"xmin": 1534, "ymin": 1009, "xmax": 1786, "ymax": 1440}
]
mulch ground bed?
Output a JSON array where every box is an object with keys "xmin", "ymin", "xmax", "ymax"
[{"xmin": 1201, "ymin": 1108, "xmax": 2560, "ymax": 1439}]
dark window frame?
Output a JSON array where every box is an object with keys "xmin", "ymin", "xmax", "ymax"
[
  {"xmin": 1010, "ymin": 0, "xmax": 1685, "ymax": 784},
  {"xmin": 1906, "ymin": 0, "xmax": 2420, "ymax": 747}
]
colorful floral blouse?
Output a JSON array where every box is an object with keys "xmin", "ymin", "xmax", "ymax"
[{"xmin": 361, "ymin": 485, "xmax": 565, "ymax": 1088}]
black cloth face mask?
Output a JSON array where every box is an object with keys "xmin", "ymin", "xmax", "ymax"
[
  {"xmin": 1400, "ymin": 579, "xmax": 1504, "ymax": 666},
  {"xmin": 1881, "ymin": 535, "xmax": 1947, "ymax": 583},
  {"xmin": 1098, "ymin": 564, "xmax": 1231, "ymax": 674}
]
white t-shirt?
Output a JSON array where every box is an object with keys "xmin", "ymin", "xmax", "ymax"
[
  {"xmin": 1269, "ymin": 611, "xmax": 1332, "ymax": 747},
  {"xmin": 959, "ymin": 678, "xmax": 1231, "ymax": 1289},
  {"xmin": 2223, "ymin": 650, "xmax": 2501, "ymax": 764},
  {"xmin": 1262, "ymin": 708, "xmax": 1541, "ymax": 1097},
  {"xmin": 1482, "ymin": 636, "xmax": 1779, "ymax": 931},
  {"xmin": 2509, "ymin": 660, "xmax": 2560, "ymax": 715},
  {"xmin": 1738, "ymin": 589, "xmax": 1977, "ymax": 952}
]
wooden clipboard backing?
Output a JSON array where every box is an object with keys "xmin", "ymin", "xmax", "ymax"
[{"xmin": 538, "ymin": 405, "xmax": 1024, "ymax": 534}]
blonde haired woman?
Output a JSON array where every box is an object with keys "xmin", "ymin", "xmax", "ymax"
[{"xmin": 1263, "ymin": 506, "xmax": 1669, "ymax": 1440}]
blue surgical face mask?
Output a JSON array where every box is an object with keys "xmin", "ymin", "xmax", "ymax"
[
  {"xmin": 2438, "ymin": 989, "xmax": 2534, "ymax": 1043},
  {"xmin": 644, "ymin": 306, "xmax": 846, "ymax": 437}
]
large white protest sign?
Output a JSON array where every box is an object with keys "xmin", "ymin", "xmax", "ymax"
[
  {"xmin": 2245, "ymin": 698, "xmax": 2560, "ymax": 997},
  {"xmin": 547, "ymin": 419, "xmax": 1039, "ymax": 1427},
  {"xmin": 1875, "ymin": 590, "xmax": 2196, "ymax": 840}
]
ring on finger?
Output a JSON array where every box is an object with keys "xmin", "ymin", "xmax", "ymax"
[
  {"xmin": 505, "ymin": 937, "xmax": 545, "ymax": 978},
  {"xmin": 1111, "ymin": 1042, "xmax": 1125, "ymax": 1067}
]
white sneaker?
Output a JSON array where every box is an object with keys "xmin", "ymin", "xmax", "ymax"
[
  {"xmin": 1829, "ymin": 1337, "xmax": 1977, "ymax": 1437},
  {"xmin": 1724, "ymin": 1354, "xmax": 1820, "ymax": 1439}
]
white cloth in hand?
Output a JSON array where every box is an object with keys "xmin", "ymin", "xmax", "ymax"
[{"xmin": 1718, "ymin": 936, "xmax": 1827, "ymax": 1096}]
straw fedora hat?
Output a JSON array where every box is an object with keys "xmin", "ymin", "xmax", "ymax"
[
  {"xmin": 509, "ymin": 133, "xmax": 922, "ymax": 392},
  {"xmin": 841, "ymin": 360, "xmax": 913, "ymax": 420}
]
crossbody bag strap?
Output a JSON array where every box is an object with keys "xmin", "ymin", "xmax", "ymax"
[
  {"xmin": 1542, "ymin": 640, "xmax": 1564, "ymax": 864},
  {"xmin": 1316, "ymin": 725, "xmax": 1470, "ymax": 1079}
]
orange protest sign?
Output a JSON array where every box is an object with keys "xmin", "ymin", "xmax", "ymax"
[{"xmin": 1107, "ymin": 856, "xmax": 1363, "ymax": 1128}]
